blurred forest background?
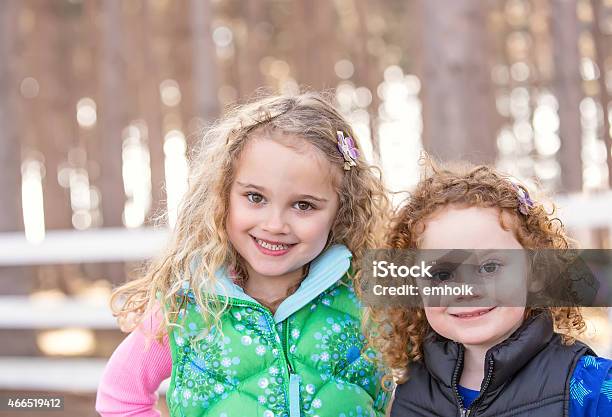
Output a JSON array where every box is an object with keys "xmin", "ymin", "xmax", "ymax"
[{"xmin": 0, "ymin": 0, "xmax": 611, "ymax": 416}]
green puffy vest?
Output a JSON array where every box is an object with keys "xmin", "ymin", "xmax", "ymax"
[{"xmin": 166, "ymin": 245, "xmax": 390, "ymax": 417}]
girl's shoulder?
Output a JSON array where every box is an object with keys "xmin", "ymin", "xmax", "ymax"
[{"xmin": 569, "ymin": 355, "xmax": 612, "ymax": 417}]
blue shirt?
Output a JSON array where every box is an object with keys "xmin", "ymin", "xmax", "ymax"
[
  {"xmin": 457, "ymin": 355, "xmax": 612, "ymax": 416},
  {"xmin": 457, "ymin": 384, "xmax": 479, "ymax": 408}
]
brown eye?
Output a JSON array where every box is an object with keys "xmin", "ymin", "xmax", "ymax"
[{"xmin": 294, "ymin": 201, "xmax": 313, "ymax": 211}]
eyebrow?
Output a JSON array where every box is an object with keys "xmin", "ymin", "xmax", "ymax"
[
  {"xmin": 235, "ymin": 181, "xmax": 329, "ymax": 202},
  {"xmin": 476, "ymin": 249, "xmax": 504, "ymax": 257},
  {"xmin": 236, "ymin": 181, "xmax": 266, "ymax": 192},
  {"xmin": 296, "ymin": 194, "xmax": 328, "ymax": 203}
]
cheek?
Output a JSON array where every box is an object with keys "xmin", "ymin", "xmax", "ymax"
[
  {"xmin": 424, "ymin": 307, "xmax": 448, "ymax": 335},
  {"xmin": 494, "ymin": 266, "xmax": 530, "ymax": 306},
  {"xmin": 500, "ymin": 307, "xmax": 526, "ymax": 327},
  {"xmin": 294, "ymin": 214, "xmax": 333, "ymax": 243},
  {"xmin": 498, "ymin": 284, "xmax": 528, "ymax": 306},
  {"xmin": 294, "ymin": 207, "xmax": 337, "ymax": 241},
  {"xmin": 227, "ymin": 195, "xmax": 250, "ymax": 235}
]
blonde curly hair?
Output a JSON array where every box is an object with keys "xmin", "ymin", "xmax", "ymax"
[
  {"xmin": 112, "ymin": 92, "xmax": 390, "ymax": 338},
  {"xmin": 365, "ymin": 158, "xmax": 586, "ymax": 383}
]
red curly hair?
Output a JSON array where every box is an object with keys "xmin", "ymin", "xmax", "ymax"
[{"xmin": 365, "ymin": 159, "xmax": 586, "ymax": 383}]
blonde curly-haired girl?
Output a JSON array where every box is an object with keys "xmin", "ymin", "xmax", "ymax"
[{"xmin": 96, "ymin": 93, "xmax": 392, "ymax": 417}]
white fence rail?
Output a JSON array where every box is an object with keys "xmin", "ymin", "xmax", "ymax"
[
  {"xmin": 555, "ymin": 191, "xmax": 612, "ymax": 229},
  {"xmin": 0, "ymin": 357, "xmax": 169, "ymax": 393},
  {"xmin": 0, "ymin": 296, "xmax": 116, "ymax": 329},
  {"xmin": 0, "ymin": 227, "xmax": 168, "ymax": 266}
]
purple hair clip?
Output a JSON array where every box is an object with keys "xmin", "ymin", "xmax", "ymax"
[
  {"xmin": 511, "ymin": 182, "xmax": 535, "ymax": 215},
  {"xmin": 336, "ymin": 131, "xmax": 359, "ymax": 170}
]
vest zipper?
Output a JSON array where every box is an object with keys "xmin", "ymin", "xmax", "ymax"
[
  {"xmin": 226, "ymin": 298, "xmax": 300, "ymax": 416},
  {"xmin": 283, "ymin": 321, "xmax": 301, "ymax": 417},
  {"xmin": 451, "ymin": 344, "xmax": 468, "ymax": 416},
  {"xmin": 452, "ymin": 345, "xmax": 495, "ymax": 417},
  {"xmin": 465, "ymin": 357, "xmax": 495, "ymax": 414},
  {"xmin": 282, "ymin": 320, "xmax": 293, "ymax": 371}
]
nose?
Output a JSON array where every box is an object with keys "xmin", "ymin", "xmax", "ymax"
[
  {"xmin": 261, "ymin": 207, "xmax": 290, "ymax": 235},
  {"xmin": 450, "ymin": 266, "xmax": 485, "ymax": 305}
]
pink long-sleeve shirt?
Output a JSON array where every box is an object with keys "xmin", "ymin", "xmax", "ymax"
[{"xmin": 96, "ymin": 310, "xmax": 172, "ymax": 417}]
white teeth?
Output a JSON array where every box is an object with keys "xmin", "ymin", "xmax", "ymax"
[
  {"xmin": 256, "ymin": 239, "xmax": 290, "ymax": 251},
  {"xmin": 456, "ymin": 310, "xmax": 490, "ymax": 318}
]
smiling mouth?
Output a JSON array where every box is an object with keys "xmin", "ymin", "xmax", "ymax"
[
  {"xmin": 450, "ymin": 307, "xmax": 496, "ymax": 319},
  {"xmin": 251, "ymin": 236, "xmax": 295, "ymax": 252}
]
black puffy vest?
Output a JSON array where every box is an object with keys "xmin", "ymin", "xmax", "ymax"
[{"xmin": 391, "ymin": 314, "xmax": 595, "ymax": 417}]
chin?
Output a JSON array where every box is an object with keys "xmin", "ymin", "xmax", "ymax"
[
  {"xmin": 454, "ymin": 326, "xmax": 515, "ymax": 347},
  {"xmin": 251, "ymin": 258, "xmax": 303, "ymax": 277},
  {"xmin": 456, "ymin": 335, "xmax": 499, "ymax": 346},
  {"xmin": 252, "ymin": 267, "xmax": 292, "ymax": 277}
]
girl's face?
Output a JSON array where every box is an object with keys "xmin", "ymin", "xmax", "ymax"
[
  {"xmin": 420, "ymin": 206, "xmax": 527, "ymax": 349},
  {"xmin": 227, "ymin": 135, "xmax": 340, "ymax": 283}
]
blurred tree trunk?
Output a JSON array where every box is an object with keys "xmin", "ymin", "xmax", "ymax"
[
  {"xmin": 417, "ymin": 0, "xmax": 497, "ymax": 164},
  {"xmin": 97, "ymin": 1, "xmax": 127, "ymax": 285},
  {"xmin": 120, "ymin": 1, "xmax": 156, "ymax": 223},
  {"xmin": 590, "ymin": 0, "xmax": 612, "ymax": 248},
  {"xmin": 551, "ymin": 0, "xmax": 583, "ymax": 192},
  {"xmin": 190, "ymin": 0, "xmax": 219, "ymax": 124},
  {"xmin": 353, "ymin": 0, "xmax": 376, "ymax": 90},
  {"xmin": 98, "ymin": 0, "xmax": 126, "ymax": 227},
  {"xmin": 292, "ymin": 1, "xmax": 314, "ymax": 89},
  {"xmin": 148, "ymin": 2, "xmax": 177, "ymax": 220},
  {"xmin": 0, "ymin": 1, "xmax": 32, "ymax": 294},
  {"xmin": 355, "ymin": 0, "xmax": 381, "ymax": 162},
  {"xmin": 236, "ymin": 1, "xmax": 266, "ymax": 98},
  {"xmin": 138, "ymin": 1, "xmax": 165, "ymax": 221},
  {"xmin": 0, "ymin": 0, "xmax": 23, "ymax": 232},
  {"xmin": 29, "ymin": 2, "xmax": 78, "ymax": 297},
  {"xmin": 313, "ymin": 1, "xmax": 337, "ymax": 89},
  {"xmin": 176, "ymin": 1, "xmax": 196, "ymax": 130},
  {"xmin": 37, "ymin": 2, "xmax": 73, "ymax": 230},
  {"xmin": 291, "ymin": 1, "xmax": 336, "ymax": 89},
  {"xmin": 591, "ymin": 0, "xmax": 612, "ymax": 188}
]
